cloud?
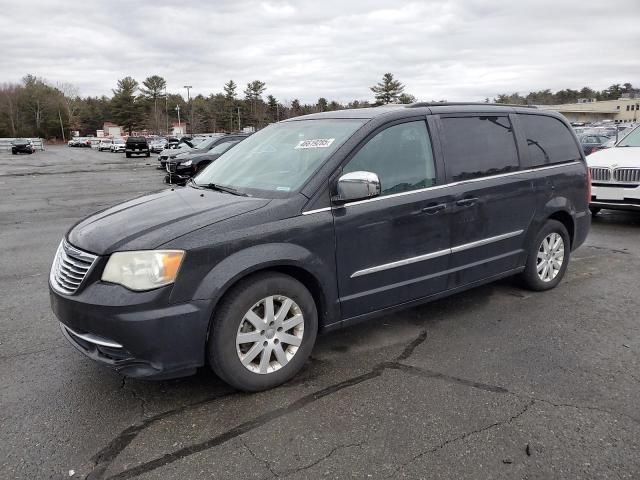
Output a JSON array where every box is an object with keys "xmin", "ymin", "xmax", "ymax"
[{"xmin": 1, "ymin": 0, "xmax": 639, "ymax": 102}]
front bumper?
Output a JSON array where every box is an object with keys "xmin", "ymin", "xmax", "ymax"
[
  {"xmin": 591, "ymin": 184, "xmax": 640, "ymax": 212},
  {"xmin": 50, "ymin": 282, "xmax": 211, "ymax": 379}
]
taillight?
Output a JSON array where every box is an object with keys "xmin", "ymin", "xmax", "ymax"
[{"xmin": 587, "ymin": 167, "xmax": 592, "ymax": 203}]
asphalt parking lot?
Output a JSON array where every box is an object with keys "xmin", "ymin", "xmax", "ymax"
[{"xmin": 1, "ymin": 145, "xmax": 639, "ymax": 480}]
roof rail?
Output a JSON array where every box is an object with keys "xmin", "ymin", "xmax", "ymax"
[{"xmin": 407, "ymin": 102, "xmax": 538, "ymax": 109}]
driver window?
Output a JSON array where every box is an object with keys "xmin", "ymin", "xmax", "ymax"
[{"xmin": 343, "ymin": 121, "xmax": 436, "ymax": 196}]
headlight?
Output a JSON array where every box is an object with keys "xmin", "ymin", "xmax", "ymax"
[
  {"xmin": 102, "ymin": 250, "xmax": 185, "ymax": 291},
  {"xmin": 182, "ymin": 160, "xmax": 192, "ymax": 167}
]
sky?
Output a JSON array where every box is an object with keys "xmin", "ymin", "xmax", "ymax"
[{"xmin": 1, "ymin": 0, "xmax": 639, "ymax": 103}]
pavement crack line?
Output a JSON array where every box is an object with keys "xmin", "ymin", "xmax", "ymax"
[
  {"xmin": 240, "ymin": 439, "xmax": 280, "ymax": 478},
  {"xmin": 96, "ymin": 329, "xmax": 634, "ymax": 479},
  {"xmin": 389, "ymin": 398, "xmax": 536, "ymax": 477},
  {"xmin": 241, "ymin": 437, "xmax": 364, "ymax": 479},
  {"xmin": 90, "ymin": 330, "xmax": 429, "ymax": 480}
]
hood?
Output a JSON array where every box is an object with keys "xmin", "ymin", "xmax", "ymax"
[
  {"xmin": 587, "ymin": 147, "xmax": 640, "ymax": 168},
  {"xmin": 68, "ymin": 187, "xmax": 270, "ymax": 255}
]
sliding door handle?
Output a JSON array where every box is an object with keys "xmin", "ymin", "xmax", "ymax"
[
  {"xmin": 421, "ymin": 203, "xmax": 446, "ymax": 214},
  {"xmin": 456, "ymin": 197, "xmax": 479, "ymax": 207}
]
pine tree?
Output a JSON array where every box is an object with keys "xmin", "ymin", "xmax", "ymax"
[
  {"xmin": 139, "ymin": 75, "xmax": 166, "ymax": 134},
  {"xmin": 370, "ymin": 73, "xmax": 405, "ymax": 105},
  {"xmin": 111, "ymin": 77, "xmax": 143, "ymax": 135},
  {"xmin": 223, "ymin": 80, "xmax": 237, "ymax": 101}
]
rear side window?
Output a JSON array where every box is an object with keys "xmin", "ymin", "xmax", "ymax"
[
  {"xmin": 440, "ymin": 116, "xmax": 519, "ymax": 181},
  {"xmin": 519, "ymin": 114, "xmax": 581, "ymax": 166},
  {"xmin": 343, "ymin": 121, "xmax": 436, "ymax": 196}
]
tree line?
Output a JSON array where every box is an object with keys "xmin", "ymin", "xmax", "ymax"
[
  {"xmin": 494, "ymin": 82, "xmax": 638, "ymax": 105},
  {"xmin": 0, "ymin": 72, "xmax": 417, "ymax": 139},
  {"xmin": 0, "ymin": 73, "xmax": 636, "ymax": 140}
]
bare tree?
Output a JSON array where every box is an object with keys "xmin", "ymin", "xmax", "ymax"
[{"xmin": 0, "ymin": 83, "xmax": 21, "ymax": 137}]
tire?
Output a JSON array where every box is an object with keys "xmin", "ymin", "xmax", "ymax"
[
  {"xmin": 520, "ymin": 219, "xmax": 570, "ymax": 291},
  {"xmin": 208, "ymin": 272, "xmax": 318, "ymax": 392},
  {"xmin": 589, "ymin": 207, "xmax": 601, "ymax": 216},
  {"xmin": 125, "ymin": 153, "xmax": 131, "ymax": 158},
  {"xmin": 146, "ymin": 152, "xmax": 150, "ymax": 157}
]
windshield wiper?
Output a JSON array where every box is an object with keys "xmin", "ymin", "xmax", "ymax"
[{"xmin": 199, "ymin": 182, "xmax": 249, "ymax": 196}]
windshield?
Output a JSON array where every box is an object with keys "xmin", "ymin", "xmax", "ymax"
[
  {"xmin": 194, "ymin": 137, "xmax": 222, "ymax": 151},
  {"xmin": 209, "ymin": 141, "xmax": 238, "ymax": 155},
  {"xmin": 194, "ymin": 119, "xmax": 365, "ymax": 196},
  {"xmin": 114, "ymin": 139, "xmax": 124, "ymax": 144},
  {"xmin": 617, "ymin": 126, "xmax": 640, "ymax": 147}
]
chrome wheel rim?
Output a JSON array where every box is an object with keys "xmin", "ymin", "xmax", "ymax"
[
  {"xmin": 536, "ymin": 233, "xmax": 565, "ymax": 282},
  {"xmin": 236, "ymin": 295, "xmax": 304, "ymax": 374}
]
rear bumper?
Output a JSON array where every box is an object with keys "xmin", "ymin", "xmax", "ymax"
[{"xmin": 50, "ymin": 283, "xmax": 211, "ymax": 379}]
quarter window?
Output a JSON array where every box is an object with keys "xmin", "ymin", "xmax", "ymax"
[
  {"xmin": 440, "ymin": 116, "xmax": 519, "ymax": 181},
  {"xmin": 343, "ymin": 121, "xmax": 436, "ymax": 196},
  {"xmin": 519, "ymin": 114, "xmax": 582, "ymax": 166}
]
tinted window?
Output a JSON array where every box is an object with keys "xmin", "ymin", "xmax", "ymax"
[
  {"xmin": 441, "ymin": 116, "xmax": 519, "ymax": 181},
  {"xmin": 519, "ymin": 114, "xmax": 582, "ymax": 166},
  {"xmin": 343, "ymin": 121, "xmax": 436, "ymax": 196}
]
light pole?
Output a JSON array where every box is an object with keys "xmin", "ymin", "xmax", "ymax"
[
  {"xmin": 164, "ymin": 87, "xmax": 169, "ymax": 136},
  {"xmin": 183, "ymin": 85, "xmax": 192, "ymax": 133}
]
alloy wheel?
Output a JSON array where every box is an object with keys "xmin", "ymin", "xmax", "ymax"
[
  {"xmin": 536, "ymin": 232, "xmax": 565, "ymax": 282},
  {"xmin": 236, "ymin": 295, "xmax": 304, "ymax": 374}
]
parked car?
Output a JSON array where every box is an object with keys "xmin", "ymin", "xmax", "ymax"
[
  {"xmin": 578, "ymin": 134, "xmax": 610, "ymax": 156},
  {"xmin": 49, "ymin": 103, "xmax": 590, "ymax": 391},
  {"xmin": 125, "ymin": 136, "xmax": 150, "ymax": 158},
  {"xmin": 587, "ymin": 124, "xmax": 640, "ymax": 215},
  {"xmin": 69, "ymin": 138, "xmax": 91, "ymax": 148},
  {"xmin": 166, "ymin": 137, "xmax": 180, "ymax": 149},
  {"xmin": 110, "ymin": 138, "xmax": 126, "ymax": 153},
  {"xmin": 157, "ymin": 136, "xmax": 214, "ymax": 169},
  {"xmin": 165, "ymin": 135, "xmax": 249, "ymax": 184},
  {"xmin": 98, "ymin": 139, "xmax": 113, "ymax": 151},
  {"xmin": 11, "ymin": 138, "xmax": 34, "ymax": 154},
  {"xmin": 149, "ymin": 138, "xmax": 168, "ymax": 153}
]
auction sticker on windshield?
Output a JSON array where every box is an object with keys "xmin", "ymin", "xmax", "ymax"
[{"xmin": 295, "ymin": 138, "xmax": 335, "ymax": 149}]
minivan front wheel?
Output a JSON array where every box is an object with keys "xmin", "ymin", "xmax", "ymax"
[
  {"xmin": 520, "ymin": 219, "xmax": 570, "ymax": 291},
  {"xmin": 208, "ymin": 272, "xmax": 318, "ymax": 391}
]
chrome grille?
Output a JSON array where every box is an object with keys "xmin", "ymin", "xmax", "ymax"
[
  {"xmin": 589, "ymin": 167, "xmax": 611, "ymax": 182},
  {"xmin": 166, "ymin": 162, "xmax": 177, "ymax": 173},
  {"xmin": 613, "ymin": 168, "xmax": 640, "ymax": 183},
  {"xmin": 50, "ymin": 240, "xmax": 97, "ymax": 295}
]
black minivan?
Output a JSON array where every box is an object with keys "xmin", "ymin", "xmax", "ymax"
[{"xmin": 50, "ymin": 103, "xmax": 590, "ymax": 391}]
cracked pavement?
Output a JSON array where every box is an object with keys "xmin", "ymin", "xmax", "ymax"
[{"xmin": 1, "ymin": 146, "xmax": 639, "ymax": 479}]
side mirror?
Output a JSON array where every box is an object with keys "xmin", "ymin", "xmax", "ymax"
[{"xmin": 333, "ymin": 171, "xmax": 381, "ymax": 204}]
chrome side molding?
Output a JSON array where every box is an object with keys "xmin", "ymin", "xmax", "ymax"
[{"xmin": 350, "ymin": 230, "xmax": 524, "ymax": 278}]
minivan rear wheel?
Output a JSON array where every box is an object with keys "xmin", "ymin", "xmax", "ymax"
[
  {"xmin": 208, "ymin": 272, "xmax": 318, "ymax": 391},
  {"xmin": 520, "ymin": 219, "xmax": 570, "ymax": 291}
]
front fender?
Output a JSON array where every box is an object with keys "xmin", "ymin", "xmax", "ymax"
[{"xmin": 192, "ymin": 243, "xmax": 339, "ymax": 326}]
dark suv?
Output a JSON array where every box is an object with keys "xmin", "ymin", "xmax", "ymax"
[
  {"xmin": 49, "ymin": 103, "xmax": 590, "ymax": 391},
  {"xmin": 125, "ymin": 136, "xmax": 150, "ymax": 158},
  {"xmin": 11, "ymin": 139, "xmax": 35, "ymax": 154}
]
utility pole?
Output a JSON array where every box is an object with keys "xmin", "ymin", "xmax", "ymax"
[
  {"xmin": 176, "ymin": 105, "xmax": 181, "ymax": 135},
  {"xmin": 183, "ymin": 85, "xmax": 192, "ymax": 133},
  {"xmin": 164, "ymin": 87, "xmax": 169, "ymax": 136}
]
